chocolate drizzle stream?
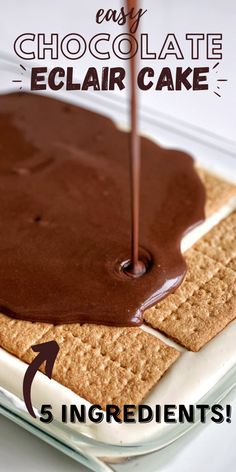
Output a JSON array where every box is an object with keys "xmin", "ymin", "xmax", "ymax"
[
  {"xmin": 0, "ymin": 93, "xmax": 205, "ymax": 326},
  {"xmin": 126, "ymin": 0, "xmax": 145, "ymax": 277}
]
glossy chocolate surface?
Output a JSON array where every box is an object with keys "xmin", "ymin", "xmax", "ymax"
[{"xmin": 0, "ymin": 93, "xmax": 205, "ymax": 325}]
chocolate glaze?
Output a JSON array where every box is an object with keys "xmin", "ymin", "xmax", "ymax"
[{"xmin": 0, "ymin": 93, "xmax": 205, "ymax": 326}]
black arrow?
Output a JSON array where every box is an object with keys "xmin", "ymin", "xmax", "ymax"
[{"xmin": 23, "ymin": 340, "xmax": 60, "ymax": 418}]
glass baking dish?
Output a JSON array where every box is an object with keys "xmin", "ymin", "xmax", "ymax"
[
  {"xmin": 0, "ymin": 54, "xmax": 236, "ymax": 472},
  {"xmin": 1, "ymin": 367, "xmax": 236, "ymax": 472}
]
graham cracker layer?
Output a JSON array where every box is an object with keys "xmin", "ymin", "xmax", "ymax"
[
  {"xmin": 197, "ymin": 168, "xmax": 236, "ymax": 217},
  {"xmin": 144, "ymin": 211, "xmax": 236, "ymax": 351},
  {"xmin": 0, "ymin": 314, "xmax": 179, "ymax": 409}
]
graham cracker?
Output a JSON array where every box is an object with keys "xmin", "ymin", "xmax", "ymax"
[
  {"xmin": 196, "ymin": 211, "xmax": 236, "ymax": 265},
  {"xmin": 144, "ymin": 211, "xmax": 236, "ymax": 351},
  {"xmin": 197, "ymin": 168, "xmax": 236, "ymax": 217},
  {"xmin": 0, "ymin": 314, "xmax": 179, "ymax": 409},
  {"xmin": 0, "ymin": 313, "xmax": 52, "ymax": 356}
]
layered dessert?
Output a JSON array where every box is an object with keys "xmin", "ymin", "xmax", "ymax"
[{"xmin": 0, "ymin": 92, "xmax": 236, "ymax": 446}]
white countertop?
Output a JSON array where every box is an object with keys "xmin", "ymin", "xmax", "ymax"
[{"xmin": 0, "ymin": 0, "xmax": 236, "ymax": 471}]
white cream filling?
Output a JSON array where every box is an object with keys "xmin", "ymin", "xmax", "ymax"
[{"xmin": 0, "ymin": 169, "xmax": 236, "ymax": 446}]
